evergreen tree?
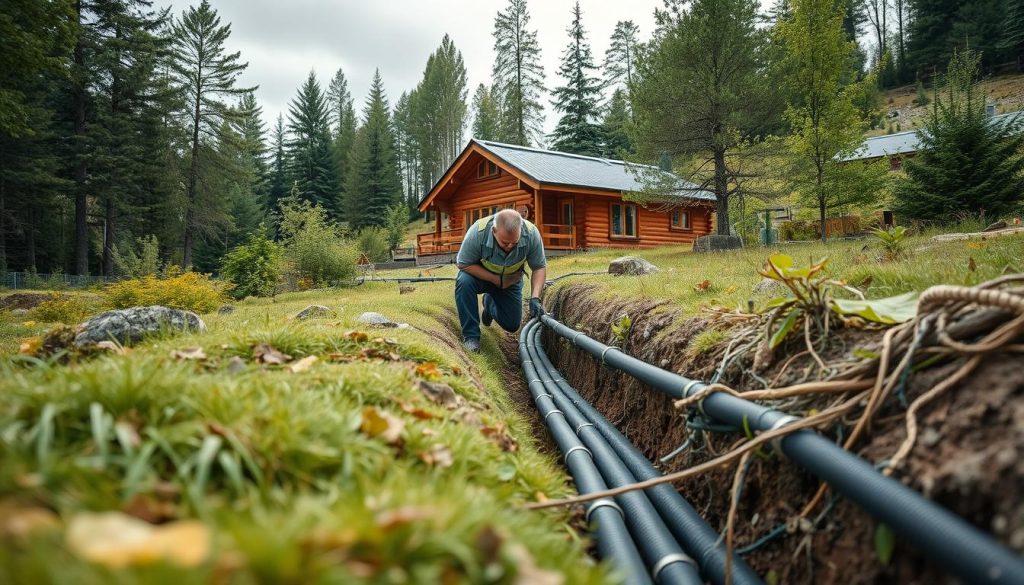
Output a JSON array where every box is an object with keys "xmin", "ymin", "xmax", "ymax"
[
  {"xmin": 327, "ymin": 68, "xmax": 357, "ymax": 202},
  {"xmin": 1001, "ymin": 0, "xmax": 1024, "ymax": 61},
  {"xmin": 550, "ymin": 2, "xmax": 605, "ymax": 156},
  {"xmin": 392, "ymin": 91, "xmax": 421, "ymax": 215},
  {"xmin": 470, "ymin": 84, "xmax": 501, "ymax": 141},
  {"xmin": 285, "ymin": 71, "xmax": 341, "ymax": 218},
  {"xmin": 604, "ymin": 20, "xmax": 641, "ymax": 93},
  {"xmin": 492, "ymin": 0, "xmax": 545, "ymax": 146},
  {"xmin": 346, "ymin": 70, "xmax": 402, "ymax": 230},
  {"xmin": 169, "ymin": 0, "xmax": 254, "ymax": 268},
  {"xmin": 780, "ymin": 0, "xmax": 876, "ymax": 241},
  {"xmin": 632, "ymin": 0, "xmax": 778, "ymax": 235},
  {"xmin": 267, "ymin": 114, "xmax": 288, "ymax": 216},
  {"xmin": 410, "ymin": 35, "xmax": 468, "ymax": 194},
  {"xmin": 894, "ymin": 50, "xmax": 1024, "ymax": 221},
  {"xmin": 602, "ymin": 88, "xmax": 633, "ymax": 157}
]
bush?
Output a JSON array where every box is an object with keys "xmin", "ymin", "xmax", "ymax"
[
  {"xmin": 112, "ymin": 235, "xmax": 161, "ymax": 277},
  {"xmin": 278, "ymin": 197, "xmax": 357, "ymax": 285},
  {"xmin": 357, "ymin": 227, "xmax": 391, "ymax": 263},
  {"xmin": 103, "ymin": 272, "xmax": 231, "ymax": 313},
  {"xmin": 221, "ymin": 232, "xmax": 283, "ymax": 299},
  {"xmin": 28, "ymin": 294, "xmax": 95, "ymax": 324},
  {"xmin": 384, "ymin": 204, "xmax": 408, "ymax": 250}
]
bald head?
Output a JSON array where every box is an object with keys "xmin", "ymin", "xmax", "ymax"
[{"xmin": 492, "ymin": 209, "xmax": 524, "ymax": 252}]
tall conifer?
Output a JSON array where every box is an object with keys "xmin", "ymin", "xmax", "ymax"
[
  {"xmin": 492, "ymin": 0, "xmax": 545, "ymax": 146},
  {"xmin": 550, "ymin": 2, "xmax": 605, "ymax": 156},
  {"xmin": 346, "ymin": 71, "xmax": 402, "ymax": 229}
]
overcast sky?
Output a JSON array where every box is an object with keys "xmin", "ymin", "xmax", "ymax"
[{"xmin": 162, "ymin": 0, "xmax": 666, "ymax": 143}]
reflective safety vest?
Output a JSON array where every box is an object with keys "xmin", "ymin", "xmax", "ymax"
[{"xmin": 475, "ymin": 214, "xmax": 535, "ymax": 276}]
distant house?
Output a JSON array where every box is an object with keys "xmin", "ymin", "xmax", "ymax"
[
  {"xmin": 415, "ymin": 139, "xmax": 716, "ymax": 262},
  {"xmin": 841, "ymin": 111, "xmax": 1023, "ymax": 171}
]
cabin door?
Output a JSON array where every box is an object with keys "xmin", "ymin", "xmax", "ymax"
[{"xmin": 559, "ymin": 198, "xmax": 574, "ymax": 226}]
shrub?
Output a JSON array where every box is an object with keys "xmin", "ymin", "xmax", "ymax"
[
  {"xmin": 278, "ymin": 197, "xmax": 357, "ymax": 285},
  {"xmin": 28, "ymin": 294, "xmax": 94, "ymax": 324},
  {"xmin": 221, "ymin": 232, "xmax": 283, "ymax": 299},
  {"xmin": 112, "ymin": 235, "xmax": 161, "ymax": 277},
  {"xmin": 384, "ymin": 204, "xmax": 408, "ymax": 250},
  {"xmin": 104, "ymin": 272, "xmax": 231, "ymax": 313},
  {"xmin": 870, "ymin": 225, "xmax": 909, "ymax": 260},
  {"xmin": 357, "ymin": 227, "xmax": 391, "ymax": 263}
]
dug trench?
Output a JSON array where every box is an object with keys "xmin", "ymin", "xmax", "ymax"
[{"xmin": 530, "ymin": 283, "xmax": 1024, "ymax": 584}]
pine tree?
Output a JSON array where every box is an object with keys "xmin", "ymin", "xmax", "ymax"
[
  {"xmin": 604, "ymin": 20, "xmax": 640, "ymax": 93},
  {"xmin": 267, "ymin": 114, "xmax": 288, "ymax": 216},
  {"xmin": 632, "ymin": 0, "xmax": 777, "ymax": 235},
  {"xmin": 392, "ymin": 91, "xmax": 421, "ymax": 214},
  {"xmin": 894, "ymin": 50, "xmax": 1024, "ymax": 221},
  {"xmin": 492, "ymin": 0, "xmax": 545, "ymax": 146},
  {"xmin": 346, "ymin": 71, "xmax": 402, "ymax": 230},
  {"xmin": 470, "ymin": 84, "xmax": 501, "ymax": 141},
  {"xmin": 169, "ymin": 0, "xmax": 254, "ymax": 268},
  {"xmin": 550, "ymin": 2, "xmax": 605, "ymax": 156},
  {"xmin": 409, "ymin": 35, "xmax": 468, "ymax": 193},
  {"xmin": 1001, "ymin": 0, "xmax": 1024, "ymax": 61},
  {"xmin": 602, "ymin": 88, "xmax": 633, "ymax": 157},
  {"xmin": 285, "ymin": 71, "xmax": 341, "ymax": 219},
  {"xmin": 327, "ymin": 68, "xmax": 357, "ymax": 201}
]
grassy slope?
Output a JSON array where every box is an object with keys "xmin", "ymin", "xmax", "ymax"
[{"xmin": 0, "ymin": 285, "xmax": 608, "ymax": 583}]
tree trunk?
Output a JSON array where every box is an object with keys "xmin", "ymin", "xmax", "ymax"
[
  {"xmin": 73, "ymin": 1, "xmax": 89, "ymax": 275},
  {"xmin": 26, "ymin": 207, "xmax": 37, "ymax": 273},
  {"xmin": 0, "ymin": 143, "xmax": 6, "ymax": 271},
  {"xmin": 183, "ymin": 74, "xmax": 202, "ymax": 269},
  {"xmin": 103, "ymin": 196, "xmax": 115, "ymax": 276},
  {"xmin": 713, "ymin": 146, "xmax": 730, "ymax": 236},
  {"xmin": 818, "ymin": 164, "xmax": 827, "ymax": 243}
]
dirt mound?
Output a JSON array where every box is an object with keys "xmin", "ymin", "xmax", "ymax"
[
  {"xmin": 542, "ymin": 284, "xmax": 1024, "ymax": 583},
  {"xmin": 0, "ymin": 293, "xmax": 59, "ymax": 311}
]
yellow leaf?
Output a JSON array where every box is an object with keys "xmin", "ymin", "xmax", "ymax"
[
  {"xmin": 66, "ymin": 512, "xmax": 209, "ymax": 568},
  {"xmin": 360, "ymin": 406, "xmax": 404, "ymax": 445},
  {"xmin": 724, "ymin": 286, "xmax": 738, "ymax": 295},
  {"xmin": 415, "ymin": 362, "xmax": 443, "ymax": 381},
  {"xmin": 22, "ymin": 320, "xmax": 37, "ymax": 327},
  {"xmin": 18, "ymin": 337, "xmax": 41, "ymax": 355},
  {"xmin": 287, "ymin": 355, "xmax": 318, "ymax": 373},
  {"xmin": 169, "ymin": 347, "xmax": 206, "ymax": 361},
  {"xmin": 345, "ymin": 330, "xmax": 369, "ymax": 343}
]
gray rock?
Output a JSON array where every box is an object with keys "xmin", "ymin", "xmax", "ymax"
[
  {"xmin": 295, "ymin": 304, "xmax": 333, "ymax": 320},
  {"xmin": 693, "ymin": 234, "xmax": 743, "ymax": 252},
  {"xmin": 608, "ymin": 256, "xmax": 660, "ymax": 276},
  {"xmin": 983, "ymin": 220, "xmax": 1008, "ymax": 232},
  {"xmin": 74, "ymin": 306, "xmax": 205, "ymax": 348},
  {"xmin": 356, "ymin": 311, "xmax": 397, "ymax": 328},
  {"xmin": 217, "ymin": 305, "xmax": 235, "ymax": 315},
  {"xmin": 11, "ymin": 308, "xmax": 29, "ymax": 317},
  {"xmin": 752, "ymin": 278, "xmax": 789, "ymax": 295}
]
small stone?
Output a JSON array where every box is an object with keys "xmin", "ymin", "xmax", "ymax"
[
  {"xmin": 983, "ymin": 220, "xmax": 1008, "ymax": 232},
  {"xmin": 217, "ymin": 305, "xmax": 235, "ymax": 315},
  {"xmin": 399, "ymin": 286, "xmax": 416, "ymax": 295},
  {"xmin": 357, "ymin": 312, "xmax": 397, "ymax": 328},
  {"xmin": 659, "ymin": 359, "xmax": 670, "ymax": 367},
  {"xmin": 753, "ymin": 278, "xmax": 788, "ymax": 295},
  {"xmin": 226, "ymin": 356, "xmax": 247, "ymax": 374},
  {"xmin": 921, "ymin": 427, "xmax": 941, "ymax": 447},
  {"xmin": 693, "ymin": 234, "xmax": 743, "ymax": 253},
  {"xmin": 608, "ymin": 256, "xmax": 660, "ymax": 276},
  {"xmin": 74, "ymin": 306, "xmax": 205, "ymax": 348},
  {"xmin": 295, "ymin": 305, "xmax": 333, "ymax": 320},
  {"xmin": 11, "ymin": 308, "xmax": 28, "ymax": 317}
]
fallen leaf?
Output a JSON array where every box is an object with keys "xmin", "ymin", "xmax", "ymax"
[
  {"xmin": 375, "ymin": 506, "xmax": 434, "ymax": 531},
  {"xmin": 18, "ymin": 337, "xmax": 41, "ymax": 356},
  {"xmin": 415, "ymin": 362, "xmax": 443, "ymax": 381},
  {"xmin": 372, "ymin": 337, "xmax": 398, "ymax": 347},
  {"xmin": 122, "ymin": 495, "xmax": 177, "ymax": 524},
  {"xmin": 968, "ymin": 257, "xmax": 977, "ymax": 272},
  {"xmin": 1, "ymin": 505, "xmax": 60, "ymax": 540},
  {"xmin": 169, "ymin": 347, "xmax": 207, "ymax": 361},
  {"xmin": 415, "ymin": 380, "xmax": 459, "ymax": 408},
  {"xmin": 397, "ymin": 400, "xmax": 438, "ymax": 420},
  {"xmin": 481, "ymin": 424, "xmax": 518, "ymax": 452},
  {"xmin": 724, "ymin": 285, "xmax": 738, "ymax": 295},
  {"xmin": 359, "ymin": 347, "xmax": 400, "ymax": 361},
  {"xmin": 417, "ymin": 443, "xmax": 454, "ymax": 468},
  {"xmin": 421, "ymin": 428, "xmax": 438, "ymax": 437},
  {"xmin": 66, "ymin": 512, "xmax": 209, "ymax": 568},
  {"xmin": 694, "ymin": 279, "xmax": 712, "ymax": 292},
  {"xmin": 326, "ymin": 352, "xmax": 356, "ymax": 363},
  {"xmin": 22, "ymin": 320, "xmax": 37, "ymax": 327},
  {"xmin": 534, "ymin": 492, "xmax": 548, "ymax": 503},
  {"xmin": 253, "ymin": 343, "xmax": 291, "ymax": 365},
  {"xmin": 360, "ymin": 406, "xmax": 404, "ymax": 445},
  {"xmin": 449, "ymin": 364, "xmax": 463, "ymax": 376},
  {"xmin": 288, "ymin": 355, "xmax": 318, "ymax": 373},
  {"xmin": 345, "ymin": 330, "xmax": 369, "ymax": 343}
]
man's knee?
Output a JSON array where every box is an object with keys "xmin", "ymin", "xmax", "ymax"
[
  {"xmin": 455, "ymin": 270, "xmax": 477, "ymax": 294},
  {"xmin": 494, "ymin": 306, "xmax": 522, "ymax": 332}
]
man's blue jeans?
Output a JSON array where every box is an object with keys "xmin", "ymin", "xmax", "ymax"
[{"xmin": 455, "ymin": 270, "xmax": 523, "ymax": 342}]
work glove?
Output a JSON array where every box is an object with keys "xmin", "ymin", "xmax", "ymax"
[{"xmin": 529, "ymin": 297, "xmax": 544, "ymax": 319}]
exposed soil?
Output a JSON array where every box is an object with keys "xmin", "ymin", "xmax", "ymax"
[
  {"xmin": 539, "ymin": 284, "xmax": 1024, "ymax": 584},
  {"xmin": 0, "ymin": 293, "xmax": 59, "ymax": 311}
]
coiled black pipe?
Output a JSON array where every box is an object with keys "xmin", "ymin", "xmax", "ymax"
[
  {"xmin": 539, "ymin": 313, "xmax": 1024, "ymax": 585},
  {"xmin": 518, "ymin": 324, "xmax": 653, "ymax": 585},
  {"xmin": 527, "ymin": 324, "xmax": 762, "ymax": 585},
  {"xmin": 524, "ymin": 321, "xmax": 704, "ymax": 585}
]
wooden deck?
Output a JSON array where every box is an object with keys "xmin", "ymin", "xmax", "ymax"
[{"xmin": 416, "ymin": 224, "xmax": 576, "ymax": 258}]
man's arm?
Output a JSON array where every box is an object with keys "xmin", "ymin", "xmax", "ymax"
[
  {"xmin": 530, "ymin": 266, "xmax": 546, "ymax": 299},
  {"xmin": 458, "ymin": 263, "xmax": 500, "ymax": 287}
]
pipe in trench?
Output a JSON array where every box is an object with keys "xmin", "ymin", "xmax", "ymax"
[
  {"xmin": 539, "ymin": 313, "xmax": 1024, "ymax": 585},
  {"xmin": 524, "ymin": 321, "xmax": 704, "ymax": 585},
  {"xmin": 518, "ymin": 324, "xmax": 653, "ymax": 585},
  {"xmin": 527, "ymin": 324, "xmax": 762, "ymax": 585}
]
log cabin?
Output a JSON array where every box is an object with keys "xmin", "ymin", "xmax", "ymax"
[{"xmin": 415, "ymin": 139, "xmax": 717, "ymax": 263}]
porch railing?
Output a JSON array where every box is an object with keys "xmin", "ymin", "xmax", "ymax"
[
  {"xmin": 416, "ymin": 229, "xmax": 465, "ymax": 256},
  {"xmin": 540, "ymin": 224, "xmax": 575, "ymax": 250}
]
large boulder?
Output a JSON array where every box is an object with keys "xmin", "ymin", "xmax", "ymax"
[
  {"xmin": 356, "ymin": 311, "xmax": 398, "ymax": 328},
  {"xmin": 74, "ymin": 306, "xmax": 205, "ymax": 348},
  {"xmin": 693, "ymin": 234, "xmax": 743, "ymax": 253},
  {"xmin": 295, "ymin": 305, "xmax": 333, "ymax": 320},
  {"xmin": 608, "ymin": 256, "xmax": 660, "ymax": 276}
]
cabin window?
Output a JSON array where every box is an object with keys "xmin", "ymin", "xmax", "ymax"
[
  {"xmin": 477, "ymin": 160, "xmax": 499, "ymax": 179},
  {"xmin": 610, "ymin": 203, "xmax": 637, "ymax": 238},
  {"xmin": 464, "ymin": 204, "xmax": 515, "ymax": 228},
  {"xmin": 889, "ymin": 156, "xmax": 902, "ymax": 171},
  {"xmin": 670, "ymin": 209, "xmax": 691, "ymax": 230}
]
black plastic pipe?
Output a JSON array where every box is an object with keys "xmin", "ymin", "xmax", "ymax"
[
  {"xmin": 527, "ymin": 325, "xmax": 762, "ymax": 585},
  {"xmin": 518, "ymin": 324, "xmax": 653, "ymax": 585},
  {"xmin": 539, "ymin": 313, "xmax": 1024, "ymax": 585},
  {"xmin": 524, "ymin": 321, "xmax": 704, "ymax": 585}
]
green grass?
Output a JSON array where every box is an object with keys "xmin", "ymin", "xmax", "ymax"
[{"xmin": 0, "ymin": 283, "xmax": 609, "ymax": 584}]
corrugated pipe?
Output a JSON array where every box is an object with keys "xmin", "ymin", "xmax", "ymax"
[
  {"xmin": 538, "ymin": 313, "xmax": 1024, "ymax": 585},
  {"xmin": 518, "ymin": 324, "xmax": 653, "ymax": 585},
  {"xmin": 523, "ymin": 321, "xmax": 705, "ymax": 585},
  {"xmin": 526, "ymin": 323, "xmax": 762, "ymax": 585}
]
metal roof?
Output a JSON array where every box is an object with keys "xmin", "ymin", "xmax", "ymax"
[
  {"xmin": 842, "ymin": 111, "xmax": 1023, "ymax": 161},
  {"xmin": 473, "ymin": 139, "xmax": 717, "ymax": 201}
]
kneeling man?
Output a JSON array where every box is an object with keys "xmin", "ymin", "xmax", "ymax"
[{"xmin": 454, "ymin": 208, "xmax": 546, "ymax": 352}]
